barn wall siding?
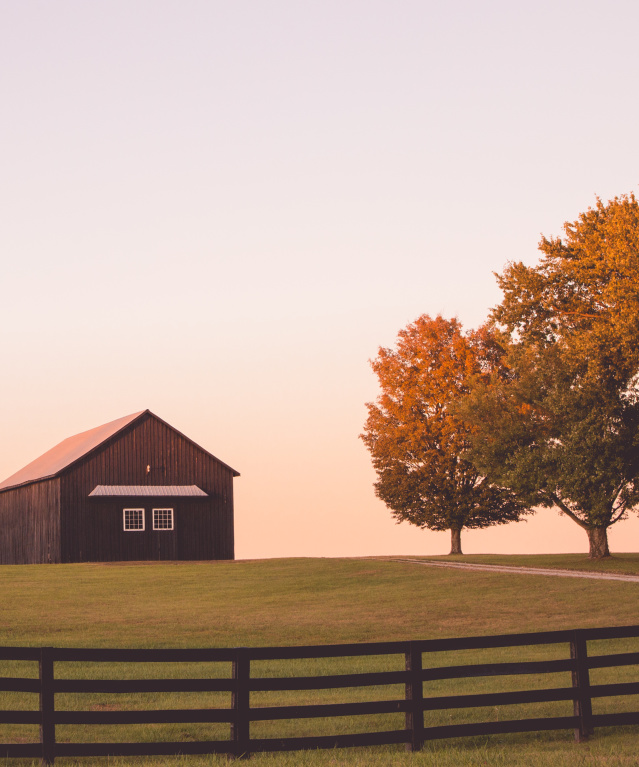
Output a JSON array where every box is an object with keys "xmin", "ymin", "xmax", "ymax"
[
  {"xmin": 0, "ymin": 479, "xmax": 61, "ymax": 564},
  {"xmin": 76, "ymin": 500, "xmax": 224, "ymax": 562},
  {"xmin": 59, "ymin": 414, "xmax": 235, "ymax": 562}
]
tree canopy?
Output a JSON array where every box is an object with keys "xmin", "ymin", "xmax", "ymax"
[
  {"xmin": 361, "ymin": 314, "xmax": 529, "ymax": 554},
  {"xmin": 494, "ymin": 193, "xmax": 639, "ymax": 383},
  {"xmin": 459, "ymin": 194, "xmax": 639, "ymax": 557}
]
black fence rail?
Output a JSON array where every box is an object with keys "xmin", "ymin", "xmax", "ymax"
[{"xmin": 0, "ymin": 625, "xmax": 638, "ymax": 764}]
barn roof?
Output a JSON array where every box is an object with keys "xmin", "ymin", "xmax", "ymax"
[
  {"xmin": 89, "ymin": 485, "xmax": 208, "ymax": 497},
  {"xmin": 0, "ymin": 410, "xmax": 239, "ymax": 492}
]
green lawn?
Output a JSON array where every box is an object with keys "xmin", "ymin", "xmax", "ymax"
[{"xmin": 0, "ymin": 557, "xmax": 637, "ymax": 766}]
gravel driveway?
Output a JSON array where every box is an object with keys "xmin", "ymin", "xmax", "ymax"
[{"xmin": 383, "ymin": 558, "xmax": 639, "ymax": 583}]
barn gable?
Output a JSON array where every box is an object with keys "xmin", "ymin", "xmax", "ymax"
[
  {"xmin": 0, "ymin": 411, "xmax": 238, "ymax": 564},
  {"xmin": 0, "ymin": 412, "xmax": 146, "ymax": 491}
]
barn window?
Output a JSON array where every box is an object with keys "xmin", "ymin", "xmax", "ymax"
[
  {"xmin": 123, "ymin": 508, "xmax": 145, "ymax": 531},
  {"xmin": 153, "ymin": 508, "xmax": 174, "ymax": 530}
]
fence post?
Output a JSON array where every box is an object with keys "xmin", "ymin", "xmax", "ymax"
[
  {"xmin": 404, "ymin": 641, "xmax": 424, "ymax": 751},
  {"xmin": 570, "ymin": 630, "xmax": 593, "ymax": 742},
  {"xmin": 39, "ymin": 647, "xmax": 55, "ymax": 766},
  {"xmin": 231, "ymin": 648, "xmax": 251, "ymax": 759}
]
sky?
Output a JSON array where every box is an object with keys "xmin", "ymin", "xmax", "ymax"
[{"xmin": 2, "ymin": 0, "xmax": 639, "ymax": 559}]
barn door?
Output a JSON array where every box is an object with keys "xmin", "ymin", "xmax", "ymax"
[{"xmin": 152, "ymin": 507, "xmax": 178, "ymax": 560}]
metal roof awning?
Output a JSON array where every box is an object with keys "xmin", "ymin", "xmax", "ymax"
[{"xmin": 89, "ymin": 485, "xmax": 208, "ymax": 497}]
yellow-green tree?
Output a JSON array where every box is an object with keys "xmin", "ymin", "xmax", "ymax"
[
  {"xmin": 460, "ymin": 194, "xmax": 639, "ymax": 558},
  {"xmin": 361, "ymin": 315, "xmax": 529, "ymax": 554}
]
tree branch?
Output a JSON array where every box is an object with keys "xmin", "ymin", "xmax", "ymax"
[
  {"xmin": 609, "ymin": 483, "xmax": 630, "ymax": 524},
  {"xmin": 609, "ymin": 510, "xmax": 627, "ymax": 526},
  {"xmin": 609, "ymin": 503, "xmax": 628, "ymax": 526},
  {"xmin": 547, "ymin": 305, "xmax": 600, "ymax": 321},
  {"xmin": 549, "ymin": 493, "xmax": 588, "ymax": 529}
]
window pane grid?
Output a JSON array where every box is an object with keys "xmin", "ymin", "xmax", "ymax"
[
  {"xmin": 123, "ymin": 508, "xmax": 145, "ymax": 531},
  {"xmin": 153, "ymin": 508, "xmax": 174, "ymax": 530}
]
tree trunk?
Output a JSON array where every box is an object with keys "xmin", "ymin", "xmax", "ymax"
[
  {"xmin": 587, "ymin": 527, "xmax": 610, "ymax": 559},
  {"xmin": 449, "ymin": 527, "xmax": 463, "ymax": 555}
]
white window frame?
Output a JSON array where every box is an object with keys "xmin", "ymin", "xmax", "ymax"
[
  {"xmin": 153, "ymin": 508, "xmax": 174, "ymax": 531},
  {"xmin": 123, "ymin": 508, "xmax": 145, "ymax": 531}
]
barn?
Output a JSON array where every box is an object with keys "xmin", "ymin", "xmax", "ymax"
[{"xmin": 0, "ymin": 410, "xmax": 239, "ymax": 564}]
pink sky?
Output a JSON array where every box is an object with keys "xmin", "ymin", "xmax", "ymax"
[{"xmin": 1, "ymin": 1, "xmax": 639, "ymax": 559}]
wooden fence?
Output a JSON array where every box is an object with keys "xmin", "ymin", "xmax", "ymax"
[{"xmin": 1, "ymin": 624, "xmax": 638, "ymax": 764}]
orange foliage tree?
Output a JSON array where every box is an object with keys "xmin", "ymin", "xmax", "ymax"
[
  {"xmin": 459, "ymin": 194, "xmax": 639, "ymax": 558},
  {"xmin": 361, "ymin": 315, "xmax": 529, "ymax": 554}
]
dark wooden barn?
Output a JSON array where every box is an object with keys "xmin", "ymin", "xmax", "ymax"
[{"xmin": 0, "ymin": 410, "xmax": 239, "ymax": 564}]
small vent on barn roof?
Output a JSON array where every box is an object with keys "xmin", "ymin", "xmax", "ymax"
[{"xmin": 89, "ymin": 485, "xmax": 208, "ymax": 497}]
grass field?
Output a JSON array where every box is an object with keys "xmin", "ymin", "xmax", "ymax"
[{"xmin": 0, "ymin": 556, "xmax": 638, "ymax": 766}]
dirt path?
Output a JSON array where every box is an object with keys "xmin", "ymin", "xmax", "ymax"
[{"xmin": 381, "ymin": 557, "xmax": 639, "ymax": 583}]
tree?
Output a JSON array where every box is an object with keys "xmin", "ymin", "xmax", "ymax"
[
  {"xmin": 360, "ymin": 314, "xmax": 529, "ymax": 554},
  {"xmin": 459, "ymin": 194, "xmax": 639, "ymax": 558}
]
